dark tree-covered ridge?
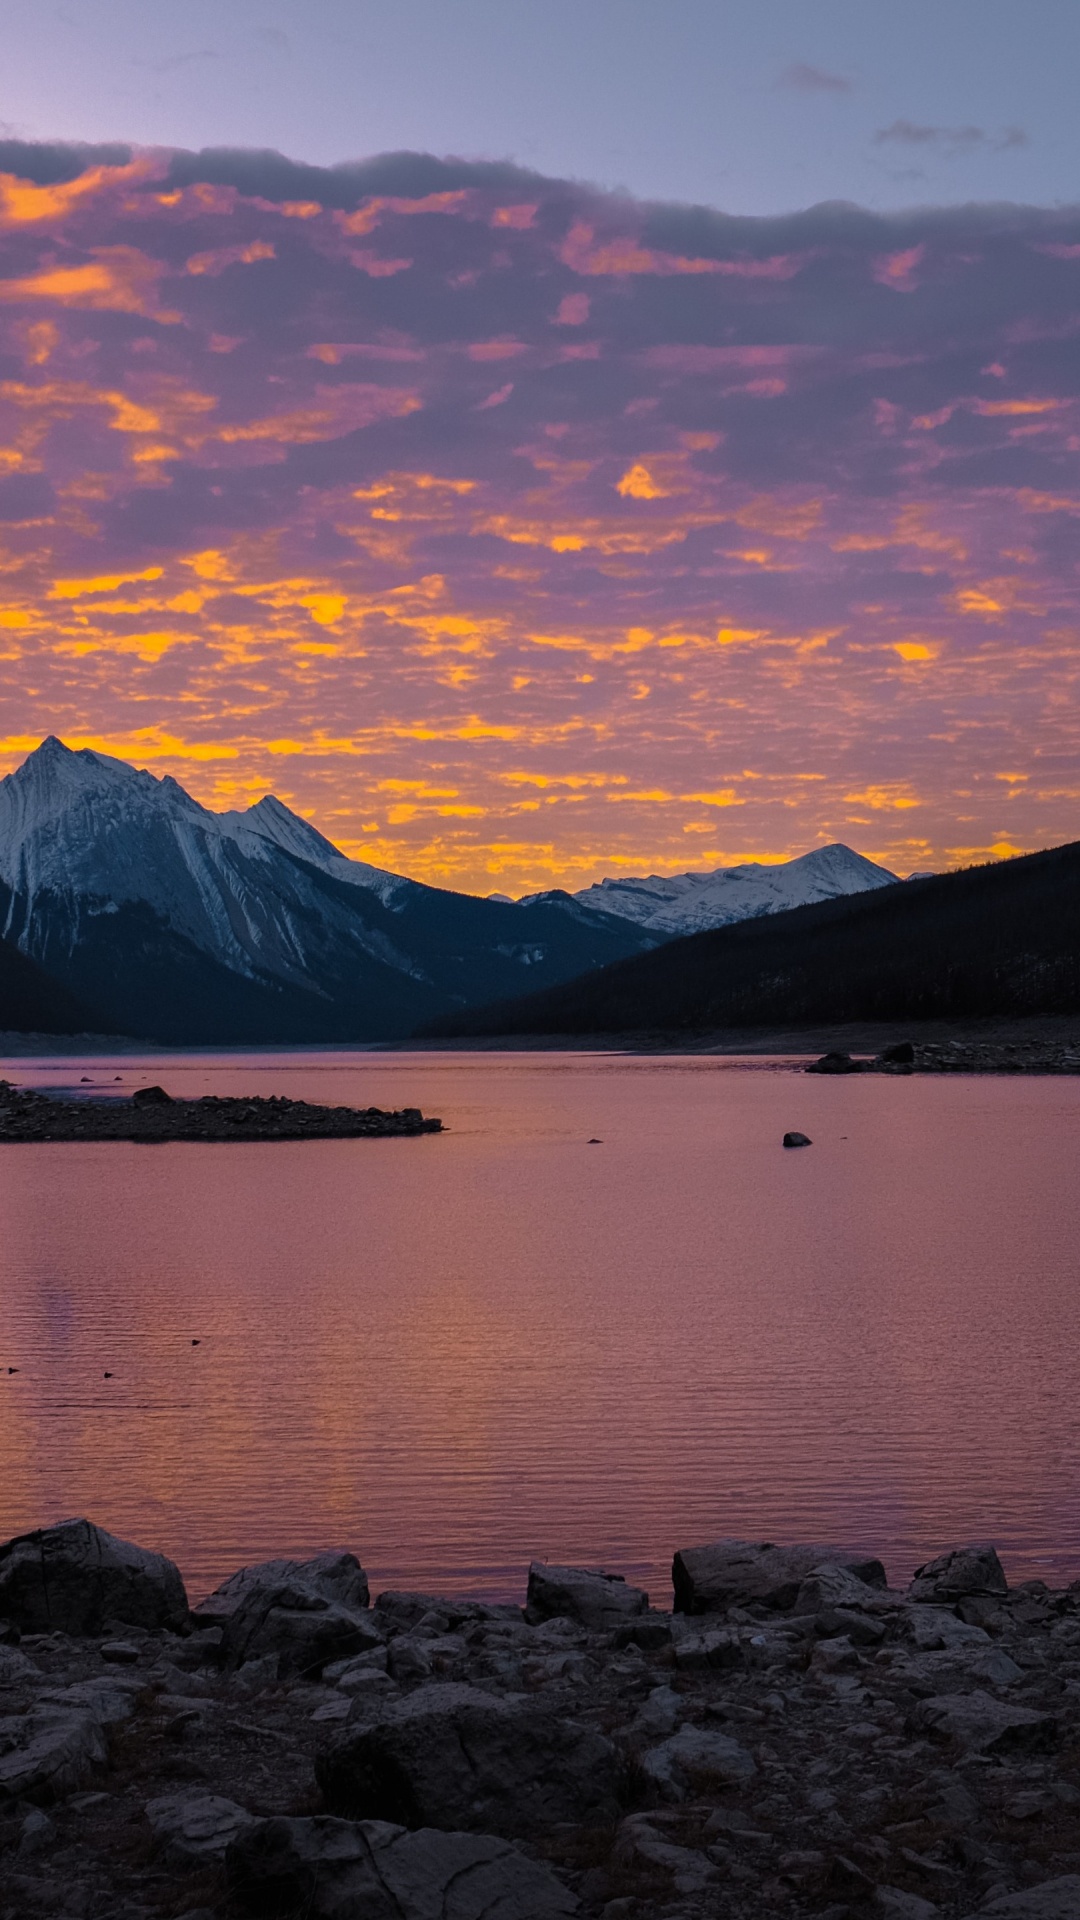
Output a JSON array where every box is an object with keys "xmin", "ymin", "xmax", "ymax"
[{"xmin": 420, "ymin": 840, "xmax": 1080, "ymax": 1038}]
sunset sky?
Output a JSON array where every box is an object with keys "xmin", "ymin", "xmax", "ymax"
[{"xmin": 0, "ymin": 5, "xmax": 1076, "ymax": 895}]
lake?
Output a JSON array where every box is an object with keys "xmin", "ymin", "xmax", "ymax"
[{"xmin": 1, "ymin": 1049, "xmax": 1079, "ymax": 1607}]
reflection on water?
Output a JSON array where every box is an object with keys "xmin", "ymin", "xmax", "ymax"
[{"xmin": 0, "ymin": 1050, "xmax": 1078, "ymax": 1604}]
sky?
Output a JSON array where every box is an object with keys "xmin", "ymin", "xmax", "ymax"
[
  {"xmin": 0, "ymin": 7, "xmax": 1076, "ymax": 895},
  {"xmin": 1, "ymin": 1, "xmax": 1077, "ymax": 217}
]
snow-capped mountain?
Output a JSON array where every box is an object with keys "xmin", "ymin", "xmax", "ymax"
[
  {"xmin": 0, "ymin": 738, "xmax": 654, "ymax": 1043},
  {"xmin": 524, "ymin": 844, "xmax": 897, "ymax": 936}
]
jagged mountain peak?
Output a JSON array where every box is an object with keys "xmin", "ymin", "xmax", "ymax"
[
  {"xmin": 0, "ymin": 737, "xmax": 655, "ymax": 1041},
  {"xmin": 551, "ymin": 840, "xmax": 898, "ymax": 936}
]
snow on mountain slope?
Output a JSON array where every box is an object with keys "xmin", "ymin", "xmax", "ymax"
[
  {"xmin": 537, "ymin": 844, "xmax": 898, "ymax": 935},
  {"xmin": 215, "ymin": 793, "xmax": 407, "ymax": 906},
  {"xmin": 0, "ymin": 739, "xmax": 655, "ymax": 1042},
  {"xmin": 0, "ymin": 737, "xmax": 412, "ymax": 987}
]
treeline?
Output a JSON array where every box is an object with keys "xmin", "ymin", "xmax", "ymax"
[
  {"xmin": 421, "ymin": 839, "xmax": 1080, "ymax": 1038},
  {"xmin": 0, "ymin": 924, "xmax": 102, "ymax": 1035}
]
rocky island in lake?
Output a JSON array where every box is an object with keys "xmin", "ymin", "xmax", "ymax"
[
  {"xmin": 2, "ymin": 1520, "xmax": 1080, "ymax": 1919},
  {"xmin": 0, "ymin": 1082, "xmax": 442, "ymax": 1143}
]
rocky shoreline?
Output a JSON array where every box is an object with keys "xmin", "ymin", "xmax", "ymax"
[
  {"xmin": 2, "ymin": 1524, "xmax": 1080, "ymax": 1919},
  {"xmin": 806, "ymin": 1039, "xmax": 1080, "ymax": 1076},
  {"xmin": 0, "ymin": 1083, "xmax": 442, "ymax": 1143}
]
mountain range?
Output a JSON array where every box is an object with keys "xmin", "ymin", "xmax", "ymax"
[
  {"xmin": 0, "ymin": 739, "xmax": 903, "ymax": 1043},
  {"xmin": 524, "ymin": 843, "xmax": 897, "ymax": 937},
  {"xmin": 0, "ymin": 739, "xmax": 655, "ymax": 1043},
  {"xmin": 425, "ymin": 838, "xmax": 1080, "ymax": 1040}
]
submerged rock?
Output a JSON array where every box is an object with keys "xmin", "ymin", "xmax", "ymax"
[{"xmin": 0, "ymin": 1518, "xmax": 188, "ymax": 1635}]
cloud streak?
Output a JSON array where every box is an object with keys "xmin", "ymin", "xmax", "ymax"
[{"xmin": 779, "ymin": 63, "xmax": 852, "ymax": 94}]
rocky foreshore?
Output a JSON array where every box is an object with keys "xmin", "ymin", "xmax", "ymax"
[
  {"xmin": 0, "ymin": 1083, "xmax": 442, "ymax": 1143},
  {"xmin": 3, "ymin": 1524, "xmax": 1080, "ymax": 1920},
  {"xmin": 806, "ymin": 1040, "xmax": 1080, "ymax": 1076}
]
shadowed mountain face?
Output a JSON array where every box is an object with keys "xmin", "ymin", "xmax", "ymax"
[
  {"xmin": 0, "ymin": 739, "xmax": 656, "ymax": 1043},
  {"xmin": 0, "ymin": 926, "xmax": 102, "ymax": 1036},
  {"xmin": 422, "ymin": 840, "xmax": 1080, "ymax": 1038}
]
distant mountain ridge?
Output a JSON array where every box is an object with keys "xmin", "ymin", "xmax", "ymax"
[
  {"xmin": 0, "ymin": 738, "xmax": 656, "ymax": 1043},
  {"xmin": 425, "ymin": 839, "xmax": 1080, "ymax": 1039},
  {"xmin": 524, "ymin": 843, "xmax": 897, "ymax": 936}
]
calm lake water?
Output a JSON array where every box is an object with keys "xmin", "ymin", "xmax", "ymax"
[{"xmin": 1, "ymin": 1050, "xmax": 1079, "ymax": 1607}]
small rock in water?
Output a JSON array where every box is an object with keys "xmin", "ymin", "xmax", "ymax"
[{"xmin": 783, "ymin": 1130, "xmax": 812, "ymax": 1148}]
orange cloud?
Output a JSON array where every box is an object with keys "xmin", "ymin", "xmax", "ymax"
[
  {"xmin": 491, "ymin": 204, "xmax": 537, "ymax": 229},
  {"xmin": 0, "ymin": 157, "xmax": 162, "ymax": 230},
  {"xmin": 616, "ymin": 464, "xmax": 668, "ymax": 499},
  {"xmin": 186, "ymin": 240, "xmax": 276, "ymax": 276},
  {"xmin": 872, "ymin": 245, "xmax": 925, "ymax": 292},
  {"xmin": 0, "ymin": 246, "xmax": 180, "ymax": 321}
]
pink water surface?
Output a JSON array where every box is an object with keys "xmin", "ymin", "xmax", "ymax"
[{"xmin": 1, "ymin": 1050, "xmax": 1079, "ymax": 1606}]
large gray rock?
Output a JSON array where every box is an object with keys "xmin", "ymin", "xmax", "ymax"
[
  {"xmin": 910, "ymin": 1689, "xmax": 1058, "ymax": 1756},
  {"xmin": 966, "ymin": 1881, "xmax": 1080, "ymax": 1918},
  {"xmin": 874, "ymin": 1892, "xmax": 940, "ymax": 1920},
  {"xmin": 198, "ymin": 1551, "xmax": 373, "ymax": 1678},
  {"xmin": 195, "ymin": 1549, "xmax": 370, "ymax": 1626},
  {"xmin": 317, "ymin": 1682, "xmax": 620, "ymax": 1835},
  {"xmin": 228, "ymin": 1814, "xmax": 580, "ymax": 1918},
  {"xmin": 146, "ymin": 1791, "xmax": 258, "ymax": 1868},
  {"xmin": 671, "ymin": 1539, "xmax": 886, "ymax": 1614},
  {"xmin": 910, "ymin": 1546, "xmax": 1008, "ymax": 1603},
  {"xmin": 640, "ymin": 1726, "xmax": 756, "ymax": 1801},
  {"xmin": 525, "ymin": 1562, "xmax": 649, "ymax": 1632},
  {"xmin": 0, "ymin": 1519, "xmax": 188, "ymax": 1635},
  {"xmin": 0, "ymin": 1704, "xmax": 107, "ymax": 1802}
]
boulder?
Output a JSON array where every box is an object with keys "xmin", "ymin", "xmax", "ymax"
[
  {"xmin": 874, "ymin": 1891, "xmax": 939, "ymax": 1919},
  {"xmin": 910, "ymin": 1690, "xmax": 1058, "ymax": 1756},
  {"xmin": 317, "ymin": 1682, "xmax": 620, "ymax": 1835},
  {"xmin": 146, "ymin": 1791, "xmax": 257, "ymax": 1868},
  {"xmin": 795, "ymin": 1562, "xmax": 893, "ymax": 1613},
  {"xmin": 0, "ymin": 1519, "xmax": 188, "ymax": 1635},
  {"xmin": 965, "ymin": 1881, "xmax": 1080, "ymax": 1918},
  {"xmin": 228, "ymin": 1815, "xmax": 580, "ymax": 1917},
  {"xmin": 38, "ymin": 1676, "xmax": 143, "ymax": 1726},
  {"xmin": 194, "ymin": 1549, "xmax": 370, "ymax": 1627},
  {"xmin": 132, "ymin": 1084, "xmax": 173, "ymax": 1105},
  {"xmin": 373, "ymin": 1592, "xmax": 510, "ymax": 1636},
  {"xmin": 671, "ymin": 1539, "xmax": 886, "ymax": 1614},
  {"xmin": 196, "ymin": 1551, "xmax": 372, "ymax": 1678},
  {"xmin": 805, "ymin": 1052, "xmax": 862, "ymax": 1074},
  {"xmin": 906, "ymin": 1605, "xmax": 992, "ymax": 1650},
  {"xmin": 0, "ymin": 1703, "xmax": 107, "ymax": 1802},
  {"xmin": 640, "ymin": 1726, "xmax": 756, "ymax": 1801},
  {"xmin": 615, "ymin": 1814, "xmax": 718, "ymax": 1895},
  {"xmin": 525, "ymin": 1563, "xmax": 649, "ymax": 1632},
  {"xmin": 910, "ymin": 1546, "xmax": 1008, "ymax": 1603},
  {"xmin": 783, "ymin": 1131, "xmax": 813, "ymax": 1147}
]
